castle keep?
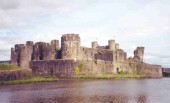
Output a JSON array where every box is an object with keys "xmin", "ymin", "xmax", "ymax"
[{"xmin": 11, "ymin": 34, "xmax": 163, "ymax": 78}]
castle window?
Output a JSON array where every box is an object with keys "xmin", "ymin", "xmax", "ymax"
[{"xmin": 39, "ymin": 56, "xmax": 43, "ymax": 60}]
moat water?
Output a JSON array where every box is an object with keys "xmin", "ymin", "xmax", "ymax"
[{"xmin": 0, "ymin": 78, "xmax": 170, "ymax": 103}]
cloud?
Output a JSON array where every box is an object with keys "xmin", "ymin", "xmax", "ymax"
[
  {"xmin": 0, "ymin": 0, "xmax": 169, "ymax": 67},
  {"xmin": 0, "ymin": 0, "xmax": 87, "ymax": 29},
  {"xmin": 0, "ymin": 0, "xmax": 19, "ymax": 10}
]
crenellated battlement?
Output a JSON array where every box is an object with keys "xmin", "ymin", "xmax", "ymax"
[
  {"xmin": 61, "ymin": 34, "xmax": 80, "ymax": 41},
  {"xmin": 26, "ymin": 41, "xmax": 34, "ymax": 46}
]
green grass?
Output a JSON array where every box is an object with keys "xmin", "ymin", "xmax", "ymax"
[
  {"xmin": 73, "ymin": 74, "xmax": 149, "ymax": 80},
  {"xmin": 0, "ymin": 76, "xmax": 59, "ymax": 85},
  {"xmin": 0, "ymin": 64, "xmax": 20, "ymax": 70}
]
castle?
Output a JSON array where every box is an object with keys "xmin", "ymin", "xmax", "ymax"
[{"xmin": 10, "ymin": 34, "xmax": 163, "ymax": 78}]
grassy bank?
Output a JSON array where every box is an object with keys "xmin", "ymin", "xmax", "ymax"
[
  {"xmin": 0, "ymin": 74, "xmax": 149, "ymax": 85},
  {"xmin": 0, "ymin": 64, "xmax": 20, "ymax": 70},
  {"xmin": 0, "ymin": 76, "xmax": 59, "ymax": 85},
  {"xmin": 73, "ymin": 74, "xmax": 149, "ymax": 80}
]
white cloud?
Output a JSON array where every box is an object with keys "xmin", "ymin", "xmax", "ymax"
[{"xmin": 0, "ymin": 0, "xmax": 170, "ymax": 67}]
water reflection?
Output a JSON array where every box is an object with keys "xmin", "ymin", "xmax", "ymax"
[
  {"xmin": 9, "ymin": 94, "xmax": 148, "ymax": 103},
  {"xmin": 136, "ymin": 95, "xmax": 148, "ymax": 103},
  {"xmin": 0, "ymin": 79, "xmax": 170, "ymax": 103}
]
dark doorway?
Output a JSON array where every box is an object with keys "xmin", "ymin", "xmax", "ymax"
[
  {"xmin": 117, "ymin": 67, "xmax": 119, "ymax": 74},
  {"xmin": 50, "ymin": 68, "xmax": 53, "ymax": 76},
  {"xmin": 39, "ymin": 56, "xmax": 43, "ymax": 60}
]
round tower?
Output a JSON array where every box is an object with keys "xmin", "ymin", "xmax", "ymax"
[
  {"xmin": 19, "ymin": 44, "xmax": 32, "ymax": 68},
  {"xmin": 61, "ymin": 34, "xmax": 80, "ymax": 60},
  {"xmin": 108, "ymin": 40, "xmax": 115, "ymax": 51},
  {"xmin": 92, "ymin": 41, "xmax": 98, "ymax": 49}
]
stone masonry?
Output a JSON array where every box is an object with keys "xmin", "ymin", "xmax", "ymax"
[{"xmin": 11, "ymin": 34, "xmax": 163, "ymax": 78}]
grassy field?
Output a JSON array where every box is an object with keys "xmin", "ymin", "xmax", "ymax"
[
  {"xmin": 0, "ymin": 76, "xmax": 59, "ymax": 85},
  {"xmin": 0, "ymin": 64, "xmax": 20, "ymax": 70},
  {"xmin": 73, "ymin": 74, "xmax": 149, "ymax": 80}
]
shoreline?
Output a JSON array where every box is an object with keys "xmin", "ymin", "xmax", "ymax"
[
  {"xmin": 0, "ymin": 74, "xmax": 151, "ymax": 85},
  {"xmin": 0, "ymin": 76, "xmax": 59, "ymax": 85}
]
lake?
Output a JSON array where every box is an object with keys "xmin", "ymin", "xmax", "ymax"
[{"xmin": 0, "ymin": 78, "xmax": 170, "ymax": 103}]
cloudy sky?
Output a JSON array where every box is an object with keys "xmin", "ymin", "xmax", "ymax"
[{"xmin": 0, "ymin": 0, "xmax": 170, "ymax": 67}]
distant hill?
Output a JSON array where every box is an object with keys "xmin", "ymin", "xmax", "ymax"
[
  {"xmin": 163, "ymin": 68, "xmax": 170, "ymax": 73},
  {"xmin": 162, "ymin": 68, "xmax": 170, "ymax": 77},
  {"xmin": 0, "ymin": 60, "xmax": 10, "ymax": 64}
]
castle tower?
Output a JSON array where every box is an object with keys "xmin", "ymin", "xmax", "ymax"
[
  {"xmin": 19, "ymin": 42, "xmax": 33, "ymax": 68},
  {"xmin": 124, "ymin": 52, "xmax": 127, "ymax": 61},
  {"xmin": 133, "ymin": 47, "xmax": 144, "ymax": 62},
  {"xmin": 11, "ymin": 47, "xmax": 18, "ymax": 65},
  {"xmin": 92, "ymin": 41, "xmax": 98, "ymax": 49},
  {"xmin": 115, "ymin": 43, "xmax": 119, "ymax": 50},
  {"xmin": 11, "ymin": 42, "xmax": 33, "ymax": 68},
  {"xmin": 51, "ymin": 40, "xmax": 59, "ymax": 50},
  {"xmin": 61, "ymin": 34, "xmax": 80, "ymax": 60},
  {"xmin": 19, "ymin": 45, "xmax": 28, "ymax": 67},
  {"xmin": 108, "ymin": 40, "xmax": 115, "ymax": 51},
  {"xmin": 42, "ymin": 43, "xmax": 56, "ymax": 60}
]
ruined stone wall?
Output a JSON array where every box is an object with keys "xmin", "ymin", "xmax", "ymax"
[
  {"xmin": 80, "ymin": 47, "xmax": 96, "ymax": 60},
  {"xmin": 113, "ymin": 61, "xmax": 163, "ymax": 77},
  {"xmin": 115, "ymin": 49, "xmax": 127, "ymax": 63},
  {"xmin": 61, "ymin": 34, "xmax": 80, "ymax": 60},
  {"xmin": 133, "ymin": 47, "xmax": 144, "ymax": 62},
  {"xmin": 113, "ymin": 61, "xmax": 139, "ymax": 74},
  {"xmin": 91, "ymin": 41, "xmax": 109, "ymax": 49},
  {"xmin": 30, "ymin": 60, "xmax": 76, "ymax": 78},
  {"xmin": 97, "ymin": 46, "xmax": 109, "ymax": 49},
  {"xmin": 30, "ymin": 59, "xmax": 114, "ymax": 78},
  {"xmin": 75, "ymin": 60, "xmax": 114, "ymax": 75},
  {"xmin": 94, "ymin": 49, "xmax": 114, "ymax": 62},
  {"xmin": 80, "ymin": 47, "xmax": 114, "ymax": 62},
  {"xmin": 0, "ymin": 69, "xmax": 32, "ymax": 81},
  {"xmin": 136, "ymin": 63, "xmax": 163, "ymax": 78}
]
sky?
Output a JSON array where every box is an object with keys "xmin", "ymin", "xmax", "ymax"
[{"xmin": 0, "ymin": 0, "xmax": 170, "ymax": 67}]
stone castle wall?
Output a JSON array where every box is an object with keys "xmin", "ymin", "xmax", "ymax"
[
  {"xmin": 137, "ymin": 63, "xmax": 162, "ymax": 77},
  {"xmin": 30, "ymin": 60, "xmax": 75, "ymax": 78},
  {"xmin": 0, "ymin": 69, "xmax": 32, "ymax": 81},
  {"xmin": 30, "ymin": 59, "xmax": 162, "ymax": 78},
  {"xmin": 11, "ymin": 34, "xmax": 163, "ymax": 78},
  {"xmin": 30, "ymin": 59, "xmax": 114, "ymax": 77},
  {"xmin": 94, "ymin": 49, "xmax": 114, "ymax": 62},
  {"xmin": 79, "ymin": 47, "xmax": 95, "ymax": 60}
]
